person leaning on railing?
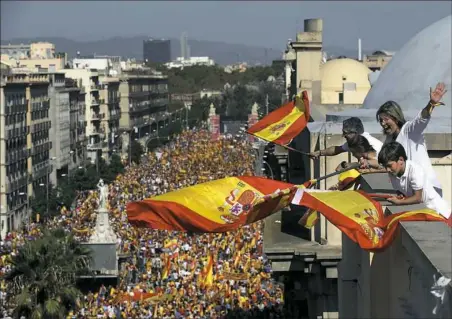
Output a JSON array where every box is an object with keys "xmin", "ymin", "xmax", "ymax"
[
  {"xmin": 378, "ymin": 141, "xmax": 451, "ymax": 226},
  {"xmin": 360, "ymin": 82, "xmax": 447, "ymax": 196},
  {"xmin": 309, "ymin": 117, "xmax": 383, "ymax": 172}
]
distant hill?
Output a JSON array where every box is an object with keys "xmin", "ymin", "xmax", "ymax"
[{"xmin": 1, "ymin": 36, "xmax": 369, "ymax": 65}]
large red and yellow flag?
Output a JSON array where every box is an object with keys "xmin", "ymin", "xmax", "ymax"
[
  {"xmin": 127, "ymin": 176, "xmax": 296, "ymax": 233},
  {"xmin": 247, "ymin": 91, "xmax": 310, "ymax": 145},
  {"xmin": 299, "ymin": 169, "xmax": 362, "ymax": 229},
  {"xmin": 292, "ymin": 188, "xmax": 448, "ymax": 251}
]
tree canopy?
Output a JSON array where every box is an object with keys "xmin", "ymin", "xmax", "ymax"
[
  {"xmin": 165, "ymin": 65, "xmax": 284, "ymax": 94},
  {"xmin": 4, "ymin": 227, "xmax": 92, "ymax": 318}
]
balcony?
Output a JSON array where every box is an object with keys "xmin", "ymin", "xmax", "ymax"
[
  {"xmin": 151, "ymin": 98, "xmax": 169, "ymax": 107},
  {"xmin": 130, "ymin": 102, "xmax": 151, "ymax": 113},
  {"xmin": 90, "ymin": 84, "xmax": 101, "ymax": 91},
  {"xmin": 109, "ymin": 111, "xmax": 121, "ymax": 121},
  {"xmin": 31, "ymin": 121, "xmax": 51, "ymax": 134},
  {"xmin": 89, "ymin": 128, "xmax": 105, "ymax": 136},
  {"xmin": 87, "ymin": 141, "xmax": 107, "ymax": 150},
  {"xmin": 6, "ymin": 126, "xmax": 30, "ymax": 139},
  {"xmin": 4, "ymin": 174, "xmax": 28, "ymax": 194},
  {"xmin": 108, "ymin": 97, "xmax": 121, "ymax": 104},
  {"xmin": 129, "ymin": 90, "xmax": 150, "ymax": 97},
  {"xmin": 32, "ymin": 163, "xmax": 52, "ymax": 181},
  {"xmin": 5, "ymin": 102, "xmax": 28, "ymax": 115},
  {"xmin": 91, "ymin": 98, "xmax": 100, "ymax": 106},
  {"xmin": 31, "ymin": 141, "xmax": 52, "ymax": 155},
  {"xmin": 91, "ymin": 113, "xmax": 105, "ymax": 121},
  {"xmin": 339, "ymin": 173, "xmax": 452, "ymax": 319},
  {"xmin": 5, "ymin": 148, "xmax": 31, "ymax": 164}
]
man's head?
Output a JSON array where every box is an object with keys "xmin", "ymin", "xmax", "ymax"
[
  {"xmin": 342, "ymin": 117, "xmax": 364, "ymax": 143},
  {"xmin": 376, "ymin": 101, "xmax": 406, "ymax": 136},
  {"xmin": 378, "ymin": 141, "xmax": 407, "ymax": 177}
]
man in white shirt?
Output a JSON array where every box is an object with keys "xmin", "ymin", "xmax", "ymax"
[
  {"xmin": 309, "ymin": 117, "xmax": 383, "ymax": 170},
  {"xmin": 378, "ymin": 141, "xmax": 450, "ymax": 219}
]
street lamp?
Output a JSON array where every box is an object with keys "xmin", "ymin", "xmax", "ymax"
[{"xmin": 262, "ymin": 161, "xmax": 274, "ymax": 180}]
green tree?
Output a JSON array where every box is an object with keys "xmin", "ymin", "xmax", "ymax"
[
  {"xmin": 130, "ymin": 140, "xmax": 144, "ymax": 164},
  {"xmin": 4, "ymin": 227, "xmax": 92, "ymax": 318},
  {"xmin": 108, "ymin": 154, "xmax": 124, "ymax": 176},
  {"xmin": 30, "ymin": 183, "xmax": 60, "ymax": 222}
]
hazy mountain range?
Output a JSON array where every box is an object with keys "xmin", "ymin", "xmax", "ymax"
[{"xmin": 1, "ymin": 36, "xmax": 368, "ymax": 65}]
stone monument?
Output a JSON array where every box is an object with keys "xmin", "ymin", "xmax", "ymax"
[{"xmin": 89, "ymin": 179, "xmax": 118, "ymax": 244}]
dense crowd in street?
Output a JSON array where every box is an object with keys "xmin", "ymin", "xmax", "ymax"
[{"xmin": 0, "ymin": 128, "xmax": 289, "ymax": 318}]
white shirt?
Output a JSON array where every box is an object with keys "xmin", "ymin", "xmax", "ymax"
[
  {"xmin": 389, "ymin": 160, "xmax": 450, "ymax": 219},
  {"xmin": 342, "ymin": 132, "xmax": 383, "ymax": 154},
  {"xmin": 385, "ymin": 111, "xmax": 441, "ymax": 190}
]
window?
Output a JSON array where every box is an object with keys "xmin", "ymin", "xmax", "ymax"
[{"xmin": 338, "ymin": 92, "xmax": 344, "ymax": 104}]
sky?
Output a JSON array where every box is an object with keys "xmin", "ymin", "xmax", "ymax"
[{"xmin": 1, "ymin": 1, "xmax": 451, "ymax": 50}]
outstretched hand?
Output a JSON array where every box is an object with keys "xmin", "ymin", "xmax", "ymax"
[{"xmin": 430, "ymin": 82, "xmax": 447, "ymax": 104}]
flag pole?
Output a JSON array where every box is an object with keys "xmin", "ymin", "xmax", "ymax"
[
  {"xmin": 246, "ymin": 132, "xmax": 310, "ymax": 156},
  {"xmin": 308, "ymin": 163, "xmax": 361, "ymax": 185}
]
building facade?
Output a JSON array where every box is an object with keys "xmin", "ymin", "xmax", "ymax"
[
  {"xmin": 49, "ymin": 73, "xmax": 71, "ymax": 184},
  {"xmin": 62, "ymin": 69, "xmax": 103, "ymax": 163},
  {"xmin": 99, "ymin": 76, "xmax": 121, "ymax": 159},
  {"xmin": 118, "ymin": 72, "xmax": 169, "ymax": 153},
  {"xmin": 143, "ymin": 39, "xmax": 171, "ymax": 64},
  {"xmin": 1, "ymin": 42, "xmax": 66, "ymax": 72},
  {"xmin": 66, "ymin": 79, "xmax": 87, "ymax": 173},
  {"xmin": 0, "ymin": 72, "xmax": 52, "ymax": 238}
]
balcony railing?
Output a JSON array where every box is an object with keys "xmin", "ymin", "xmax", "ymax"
[
  {"xmin": 109, "ymin": 111, "xmax": 121, "ymax": 121},
  {"xmin": 5, "ymin": 148, "xmax": 31, "ymax": 164},
  {"xmin": 32, "ymin": 164, "xmax": 52, "ymax": 181},
  {"xmin": 4, "ymin": 174, "xmax": 28, "ymax": 194},
  {"xmin": 87, "ymin": 141, "xmax": 107, "ymax": 150},
  {"xmin": 90, "ymin": 84, "xmax": 101, "ymax": 91},
  {"xmin": 152, "ymin": 98, "xmax": 169, "ymax": 107},
  {"xmin": 91, "ymin": 99, "xmax": 100, "ymax": 105},
  {"xmin": 5, "ymin": 102, "xmax": 28, "ymax": 115},
  {"xmin": 91, "ymin": 113, "xmax": 105, "ymax": 121},
  {"xmin": 90, "ymin": 128, "xmax": 105, "ymax": 135},
  {"xmin": 6, "ymin": 126, "xmax": 29, "ymax": 139}
]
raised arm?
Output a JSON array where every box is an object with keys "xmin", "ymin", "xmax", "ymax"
[
  {"xmin": 309, "ymin": 145, "xmax": 346, "ymax": 159},
  {"xmin": 422, "ymin": 82, "xmax": 447, "ymax": 118},
  {"xmin": 404, "ymin": 83, "xmax": 447, "ymax": 135}
]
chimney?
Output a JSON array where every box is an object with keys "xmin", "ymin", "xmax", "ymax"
[{"xmin": 358, "ymin": 38, "xmax": 362, "ymax": 61}]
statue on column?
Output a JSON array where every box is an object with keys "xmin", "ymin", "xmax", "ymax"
[{"xmin": 97, "ymin": 179, "xmax": 108, "ymax": 210}]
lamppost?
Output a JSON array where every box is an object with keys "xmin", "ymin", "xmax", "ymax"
[
  {"xmin": 40, "ymin": 156, "xmax": 57, "ymax": 217},
  {"xmin": 262, "ymin": 161, "xmax": 275, "ymax": 180}
]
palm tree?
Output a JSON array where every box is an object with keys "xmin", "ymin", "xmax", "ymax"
[{"xmin": 4, "ymin": 227, "xmax": 93, "ymax": 318}]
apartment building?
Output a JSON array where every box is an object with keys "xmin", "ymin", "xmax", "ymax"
[
  {"xmin": 118, "ymin": 71, "xmax": 169, "ymax": 149},
  {"xmin": 99, "ymin": 77, "xmax": 121, "ymax": 158},
  {"xmin": 48, "ymin": 73, "xmax": 88, "ymax": 181},
  {"xmin": 62, "ymin": 69, "xmax": 103, "ymax": 163},
  {"xmin": 1, "ymin": 42, "xmax": 66, "ymax": 71},
  {"xmin": 0, "ymin": 71, "xmax": 52, "ymax": 237},
  {"xmin": 66, "ymin": 79, "xmax": 87, "ymax": 172}
]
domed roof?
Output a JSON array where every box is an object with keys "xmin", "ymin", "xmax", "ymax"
[
  {"xmin": 320, "ymin": 58, "xmax": 371, "ymax": 89},
  {"xmin": 363, "ymin": 15, "xmax": 451, "ymax": 115}
]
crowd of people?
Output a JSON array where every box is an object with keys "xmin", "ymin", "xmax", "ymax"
[{"xmin": 1, "ymin": 128, "xmax": 289, "ymax": 318}]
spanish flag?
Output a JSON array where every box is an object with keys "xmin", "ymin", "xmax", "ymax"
[
  {"xmin": 299, "ymin": 169, "xmax": 362, "ymax": 229},
  {"xmin": 127, "ymin": 176, "xmax": 296, "ymax": 232},
  {"xmin": 292, "ymin": 189, "xmax": 447, "ymax": 251},
  {"xmin": 247, "ymin": 91, "xmax": 310, "ymax": 145},
  {"xmin": 161, "ymin": 256, "xmax": 171, "ymax": 280},
  {"xmin": 203, "ymin": 254, "xmax": 214, "ymax": 287}
]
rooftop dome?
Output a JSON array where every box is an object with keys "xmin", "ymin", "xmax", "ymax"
[
  {"xmin": 320, "ymin": 58, "xmax": 371, "ymax": 89},
  {"xmin": 363, "ymin": 15, "xmax": 451, "ymax": 115}
]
